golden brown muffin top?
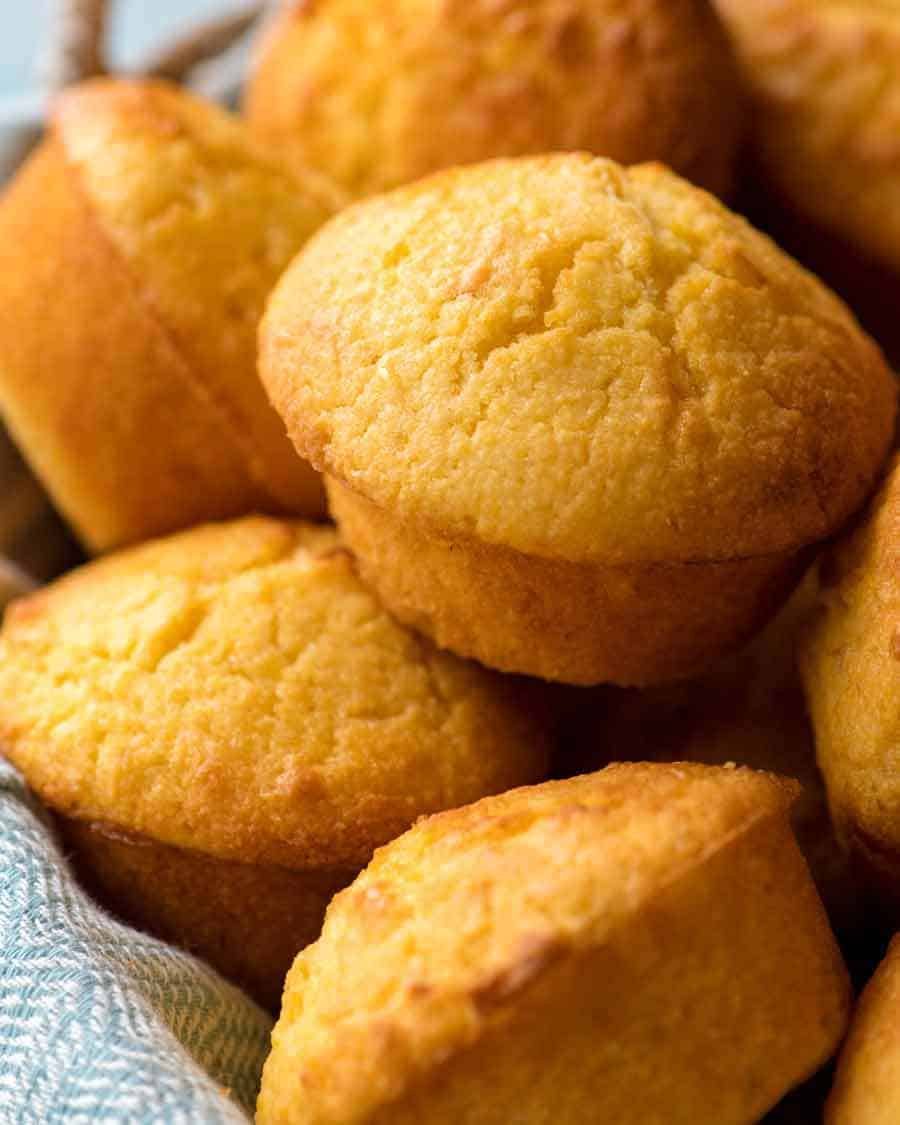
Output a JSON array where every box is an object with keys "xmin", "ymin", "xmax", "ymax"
[
  {"xmin": 51, "ymin": 78, "xmax": 341, "ymax": 514},
  {"xmin": 245, "ymin": 0, "xmax": 742, "ymax": 197},
  {"xmin": 258, "ymin": 763, "xmax": 797, "ymax": 1124},
  {"xmin": 0, "ymin": 517, "xmax": 548, "ymax": 869},
  {"xmin": 262, "ymin": 154, "xmax": 896, "ymax": 566}
]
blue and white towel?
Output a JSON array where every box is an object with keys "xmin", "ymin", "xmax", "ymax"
[{"xmin": 0, "ymin": 759, "xmax": 273, "ymax": 1124}]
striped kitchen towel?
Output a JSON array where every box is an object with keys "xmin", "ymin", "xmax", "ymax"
[{"xmin": 0, "ymin": 756, "xmax": 273, "ymax": 1124}]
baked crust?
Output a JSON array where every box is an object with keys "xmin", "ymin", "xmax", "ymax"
[
  {"xmin": 257, "ymin": 764, "xmax": 850, "ymax": 1124},
  {"xmin": 245, "ymin": 0, "xmax": 742, "ymax": 198},
  {"xmin": 327, "ymin": 476, "xmax": 807, "ymax": 685},
  {"xmin": 0, "ymin": 79, "xmax": 335, "ymax": 550},
  {"xmin": 0, "ymin": 517, "xmax": 549, "ymax": 869},
  {"xmin": 801, "ymin": 453, "xmax": 900, "ymax": 899}
]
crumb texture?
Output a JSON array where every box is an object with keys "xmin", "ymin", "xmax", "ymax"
[
  {"xmin": 801, "ymin": 454, "xmax": 900, "ymax": 869},
  {"xmin": 56, "ymin": 79, "xmax": 339, "ymax": 510},
  {"xmin": 0, "ymin": 517, "xmax": 547, "ymax": 868},
  {"xmin": 262, "ymin": 155, "xmax": 895, "ymax": 564},
  {"xmin": 246, "ymin": 0, "xmax": 741, "ymax": 197}
]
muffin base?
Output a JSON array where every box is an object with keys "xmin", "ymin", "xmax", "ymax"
[
  {"xmin": 58, "ymin": 815, "xmax": 355, "ymax": 1012},
  {"xmin": 327, "ymin": 478, "xmax": 809, "ymax": 687}
]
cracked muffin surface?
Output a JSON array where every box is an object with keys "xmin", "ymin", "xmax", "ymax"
[
  {"xmin": 262, "ymin": 155, "xmax": 895, "ymax": 567},
  {"xmin": 245, "ymin": 0, "xmax": 742, "ymax": 199},
  {"xmin": 0, "ymin": 516, "xmax": 548, "ymax": 868}
]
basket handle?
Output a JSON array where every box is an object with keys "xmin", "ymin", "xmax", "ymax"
[{"xmin": 42, "ymin": 0, "xmax": 272, "ymax": 91}]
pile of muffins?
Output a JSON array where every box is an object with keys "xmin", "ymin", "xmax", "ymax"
[{"xmin": 4, "ymin": 1, "xmax": 900, "ymax": 1121}]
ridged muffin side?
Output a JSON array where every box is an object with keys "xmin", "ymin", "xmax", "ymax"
[
  {"xmin": 258, "ymin": 764, "xmax": 849, "ymax": 1124},
  {"xmin": 0, "ymin": 79, "xmax": 338, "ymax": 550}
]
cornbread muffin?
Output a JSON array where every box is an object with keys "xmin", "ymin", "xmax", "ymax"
[
  {"xmin": 245, "ymin": 0, "xmax": 743, "ymax": 200},
  {"xmin": 828, "ymin": 934, "xmax": 900, "ymax": 1124},
  {"xmin": 714, "ymin": 0, "xmax": 900, "ymax": 273},
  {"xmin": 0, "ymin": 517, "xmax": 548, "ymax": 1007},
  {"xmin": 801, "ymin": 454, "xmax": 900, "ymax": 910},
  {"xmin": 0, "ymin": 78, "xmax": 340, "ymax": 552},
  {"xmin": 564, "ymin": 571, "xmax": 860, "ymax": 936},
  {"xmin": 257, "ymin": 763, "xmax": 850, "ymax": 1124},
  {"xmin": 262, "ymin": 154, "xmax": 897, "ymax": 685}
]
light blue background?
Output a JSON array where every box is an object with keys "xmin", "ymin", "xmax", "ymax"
[{"xmin": 1, "ymin": 1, "xmax": 233, "ymax": 99}]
